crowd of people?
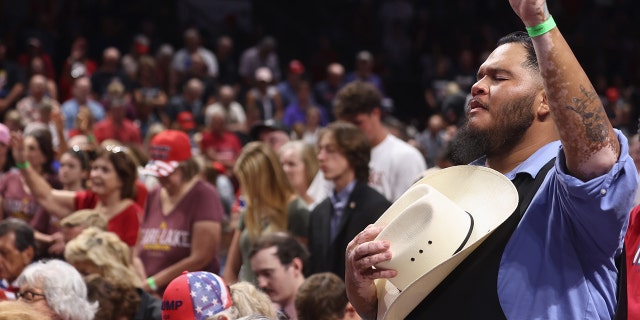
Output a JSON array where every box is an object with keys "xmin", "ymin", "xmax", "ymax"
[
  {"xmin": 0, "ymin": 22, "xmax": 430, "ymax": 317},
  {"xmin": 0, "ymin": 0, "xmax": 638, "ymax": 319}
]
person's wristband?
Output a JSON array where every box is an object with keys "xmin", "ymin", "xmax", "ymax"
[
  {"xmin": 526, "ymin": 16, "xmax": 556, "ymax": 37},
  {"xmin": 15, "ymin": 161, "xmax": 30, "ymax": 170},
  {"xmin": 147, "ymin": 277, "xmax": 158, "ymax": 292}
]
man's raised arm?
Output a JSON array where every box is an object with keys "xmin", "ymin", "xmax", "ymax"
[{"xmin": 510, "ymin": 0, "xmax": 619, "ymax": 180}]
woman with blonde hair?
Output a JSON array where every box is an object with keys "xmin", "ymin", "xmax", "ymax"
[
  {"xmin": 0, "ymin": 300, "xmax": 50, "ymax": 320},
  {"xmin": 65, "ymin": 227, "xmax": 162, "ymax": 319},
  {"xmin": 278, "ymin": 140, "xmax": 330, "ymax": 210},
  {"xmin": 223, "ymin": 142, "xmax": 310, "ymax": 284},
  {"xmin": 205, "ymin": 282, "xmax": 278, "ymax": 320},
  {"xmin": 229, "ymin": 282, "xmax": 278, "ymax": 319},
  {"xmin": 64, "ymin": 227, "xmax": 141, "ymax": 287}
]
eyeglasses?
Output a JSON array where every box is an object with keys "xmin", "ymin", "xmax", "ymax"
[{"xmin": 16, "ymin": 290, "xmax": 46, "ymax": 302}]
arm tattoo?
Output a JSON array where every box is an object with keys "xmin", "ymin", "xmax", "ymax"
[{"xmin": 565, "ymin": 85, "xmax": 608, "ymax": 143}]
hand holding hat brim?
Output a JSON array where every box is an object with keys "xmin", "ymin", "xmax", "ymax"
[{"xmin": 372, "ymin": 165, "xmax": 518, "ymax": 320}]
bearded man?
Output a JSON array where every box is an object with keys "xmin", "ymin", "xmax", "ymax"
[{"xmin": 344, "ymin": 0, "xmax": 638, "ymax": 319}]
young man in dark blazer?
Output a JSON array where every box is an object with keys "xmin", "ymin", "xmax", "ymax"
[{"xmin": 307, "ymin": 121, "xmax": 391, "ymax": 279}]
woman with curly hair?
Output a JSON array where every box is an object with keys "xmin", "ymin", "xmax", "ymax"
[{"xmin": 65, "ymin": 227, "xmax": 162, "ymax": 319}]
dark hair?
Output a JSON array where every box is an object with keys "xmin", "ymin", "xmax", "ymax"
[
  {"xmin": 0, "ymin": 219, "xmax": 35, "ymax": 252},
  {"xmin": 94, "ymin": 146, "xmax": 138, "ymax": 199},
  {"xmin": 66, "ymin": 146, "xmax": 92, "ymax": 172},
  {"xmin": 177, "ymin": 158, "xmax": 201, "ymax": 181},
  {"xmin": 296, "ymin": 272, "xmax": 348, "ymax": 320},
  {"xmin": 497, "ymin": 31, "xmax": 539, "ymax": 72},
  {"xmin": 26, "ymin": 128, "xmax": 56, "ymax": 176},
  {"xmin": 318, "ymin": 121, "xmax": 371, "ymax": 182},
  {"xmin": 84, "ymin": 274, "xmax": 140, "ymax": 320},
  {"xmin": 249, "ymin": 232, "xmax": 310, "ymax": 275},
  {"xmin": 333, "ymin": 81, "xmax": 382, "ymax": 120}
]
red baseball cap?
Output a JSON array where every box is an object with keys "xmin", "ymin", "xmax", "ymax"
[
  {"xmin": 144, "ymin": 130, "xmax": 192, "ymax": 177},
  {"xmin": 177, "ymin": 111, "xmax": 196, "ymax": 131},
  {"xmin": 162, "ymin": 271, "xmax": 233, "ymax": 320},
  {"xmin": 288, "ymin": 60, "xmax": 305, "ymax": 75}
]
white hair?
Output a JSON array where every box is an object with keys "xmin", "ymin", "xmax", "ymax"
[{"xmin": 17, "ymin": 260, "xmax": 98, "ymax": 320}]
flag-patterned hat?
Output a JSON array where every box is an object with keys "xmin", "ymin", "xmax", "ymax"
[{"xmin": 162, "ymin": 271, "xmax": 233, "ymax": 320}]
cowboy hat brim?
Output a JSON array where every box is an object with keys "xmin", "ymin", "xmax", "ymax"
[{"xmin": 373, "ymin": 165, "xmax": 519, "ymax": 320}]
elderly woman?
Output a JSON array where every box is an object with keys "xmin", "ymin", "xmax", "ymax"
[{"xmin": 16, "ymin": 259, "xmax": 97, "ymax": 320}]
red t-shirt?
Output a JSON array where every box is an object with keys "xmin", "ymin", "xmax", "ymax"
[
  {"xmin": 626, "ymin": 205, "xmax": 640, "ymax": 318},
  {"xmin": 74, "ymin": 190, "xmax": 142, "ymax": 246},
  {"xmin": 75, "ymin": 180, "xmax": 148, "ymax": 214},
  {"xmin": 93, "ymin": 118, "xmax": 142, "ymax": 146},
  {"xmin": 200, "ymin": 131, "xmax": 242, "ymax": 163}
]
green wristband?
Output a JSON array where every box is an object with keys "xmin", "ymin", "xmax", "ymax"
[
  {"xmin": 147, "ymin": 277, "xmax": 158, "ymax": 291},
  {"xmin": 526, "ymin": 16, "xmax": 556, "ymax": 37},
  {"xmin": 15, "ymin": 161, "xmax": 30, "ymax": 170}
]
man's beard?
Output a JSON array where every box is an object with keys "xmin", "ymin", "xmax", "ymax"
[{"xmin": 451, "ymin": 94, "xmax": 536, "ymax": 164}]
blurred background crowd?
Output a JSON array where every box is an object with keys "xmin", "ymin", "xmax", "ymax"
[{"xmin": 0, "ymin": 0, "xmax": 639, "ymax": 136}]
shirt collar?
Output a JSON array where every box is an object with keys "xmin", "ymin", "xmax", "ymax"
[
  {"xmin": 330, "ymin": 180, "xmax": 357, "ymax": 205},
  {"xmin": 470, "ymin": 140, "xmax": 560, "ymax": 180}
]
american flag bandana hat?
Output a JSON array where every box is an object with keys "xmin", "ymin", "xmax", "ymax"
[
  {"xmin": 162, "ymin": 271, "xmax": 233, "ymax": 320},
  {"xmin": 143, "ymin": 159, "xmax": 180, "ymax": 177}
]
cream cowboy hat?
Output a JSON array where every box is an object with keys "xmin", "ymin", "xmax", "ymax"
[{"xmin": 372, "ymin": 165, "xmax": 518, "ymax": 320}]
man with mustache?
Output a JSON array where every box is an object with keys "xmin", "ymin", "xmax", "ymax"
[
  {"xmin": 345, "ymin": 0, "xmax": 638, "ymax": 319},
  {"xmin": 250, "ymin": 232, "xmax": 310, "ymax": 320}
]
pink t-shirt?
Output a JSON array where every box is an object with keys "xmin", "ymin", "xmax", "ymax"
[
  {"xmin": 0, "ymin": 171, "xmax": 62, "ymax": 234},
  {"xmin": 138, "ymin": 180, "xmax": 224, "ymax": 293}
]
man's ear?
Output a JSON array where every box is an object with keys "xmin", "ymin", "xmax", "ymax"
[
  {"xmin": 291, "ymin": 257, "xmax": 303, "ymax": 274},
  {"xmin": 21, "ymin": 246, "xmax": 34, "ymax": 265},
  {"xmin": 536, "ymin": 90, "xmax": 551, "ymax": 120},
  {"xmin": 371, "ymin": 107, "xmax": 381, "ymax": 119},
  {"xmin": 343, "ymin": 302, "xmax": 361, "ymax": 320}
]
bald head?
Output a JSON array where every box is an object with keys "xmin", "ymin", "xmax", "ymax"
[
  {"xmin": 327, "ymin": 63, "xmax": 345, "ymax": 87},
  {"xmin": 184, "ymin": 78, "xmax": 204, "ymax": 101},
  {"xmin": 102, "ymin": 47, "xmax": 121, "ymax": 69},
  {"xmin": 73, "ymin": 77, "xmax": 92, "ymax": 102},
  {"xmin": 219, "ymin": 85, "xmax": 235, "ymax": 104},
  {"xmin": 29, "ymin": 75, "xmax": 47, "ymax": 97}
]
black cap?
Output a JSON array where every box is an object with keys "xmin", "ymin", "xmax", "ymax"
[{"xmin": 249, "ymin": 119, "xmax": 289, "ymax": 141}]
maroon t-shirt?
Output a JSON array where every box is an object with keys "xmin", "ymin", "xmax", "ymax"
[
  {"xmin": 138, "ymin": 180, "xmax": 224, "ymax": 293},
  {"xmin": 0, "ymin": 171, "xmax": 62, "ymax": 234}
]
